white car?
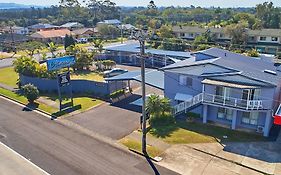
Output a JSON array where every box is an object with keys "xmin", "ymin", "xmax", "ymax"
[
  {"xmin": 103, "ymin": 68, "xmax": 128, "ymax": 78},
  {"xmin": 76, "ymin": 38, "xmax": 88, "ymax": 43}
]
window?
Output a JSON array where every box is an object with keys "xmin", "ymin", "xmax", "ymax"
[
  {"xmin": 241, "ymin": 112, "xmax": 259, "ymax": 125},
  {"xmin": 180, "ymin": 33, "xmax": 185, "ymax": 37},
  {"xmin": 188, "ymin": 33, "xmax": 194, "ymax": 37},
  {"xmin": 271, "ymin": 37, "xmax": 278, "ymax": 42},
  {"xmin": 216, "ymin": 86, "xmax": 231, "ymax": 100},
  {"xmin": 260, "ymin": 36, "xmax": 266, "ymax": 41},
  {"xmin": 220, "ymin": 33, "xmax": 224, "ymax": 38},
  {"xmin": 217, "ymin": 107, "xmax": 233, "ymax": 121},
  {"xmin": 248, "ymin": 36, "xmax": 255, "ymax": 41},
  {"xmin": 179, "ymin": 75, "xmax": 192, "ymax": 87}
]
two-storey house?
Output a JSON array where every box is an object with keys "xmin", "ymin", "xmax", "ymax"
[{"xmin": 162, "ymin": 48, "xmax": 281, "ymax": 137}]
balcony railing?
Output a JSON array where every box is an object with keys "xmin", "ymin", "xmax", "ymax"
[
  {"xmin": 173, "ymin": 92, "xmax": 271, "ymax": 115},
  {"xmin": 202, "ymin": 93, "xmax": 270, "ymax": 110}
]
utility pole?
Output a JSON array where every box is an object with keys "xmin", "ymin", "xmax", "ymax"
[
  {"xmin": 120, "ymin": 15, "xmax": 124, "ymax": 44},
  {"xmin": 139, "ymin": 38, "xmax": 146, "ymax": 154},
  {"xmin": 133, "ymin": 28, "xmax": 148, "ymax": 154}
]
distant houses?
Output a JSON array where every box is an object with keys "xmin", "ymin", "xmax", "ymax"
[
  {"xmin": 30, "ymin": 29, "xmax": 72, "ymax": 43},
  {"xmin": 1, "ymin": 26, "xmax": 29, "ymax": 35},
  {"xmin": 97, "ymin": 19, "xmax": 121, "ymax": 26},
  {"xmin": 28, "ymin": 23, "xmax": 60, "ymax": 32},
  {"xmin": 173, "ymin": 26, "xmax": 281, "ymax": 55},
  {"xmin": 72, "ymin": 28, "xmax": 96, "ymax": 39},
  {"xmin": 60, "ymin": 22, "xmax": 84, "ymax": 30}
]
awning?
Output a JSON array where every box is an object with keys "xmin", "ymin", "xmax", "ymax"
[
  {"xmin": 202, "ymin": 79, "xmax": 259, "ymax": 89},
  {"xmin": 105, "ymin": 70, "xmax": 164, "ymax": 90},
  {"xmin": 174, "ymin": 93, "xmax": 193, "ymax": 102}
]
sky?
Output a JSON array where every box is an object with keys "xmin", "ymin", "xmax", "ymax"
[{"xmin": 1, "ymin": 0, "xmax": 281, "ymax": 8}]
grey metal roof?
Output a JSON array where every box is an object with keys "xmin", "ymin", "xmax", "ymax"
[
  {"xmin": 105, "ymin": 42, "xmax": 192, "ymax": 59},
  {"xmin": 207, "ymin": 74, "xmax": 274, "ymax": 87},
  {"xmin": 105, "ymin": 70, "xmax": 164, "ymax": 90},
  {"xmin": 61, "ymin": 22, "xmax": 84, "ymax": 28},
  {"xmin": 29, "ymin": 23, "xmax": 58, "ymax": 29},
  {"xmin": 163, "ymin": 47, "xmax": 281, "ymax": 86},
  {"xmin": 166, "ymin": 64, "xmax": 238, "ymax": 76}
]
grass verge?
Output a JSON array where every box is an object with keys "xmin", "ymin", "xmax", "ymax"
[
  {"xmin": 119, "ymin": 138, "xmax": 163, "ymax": 158},
  {"xmin": 0, "ymin": 88, "xmax": 57, "ymax": 115},
  {"xmin": 0, "ymin": 67, "xmax": 18, "ymax": 88},
  {"xmin": 149, "ymin": 121, "xmax": 266, "ymax": 144}
]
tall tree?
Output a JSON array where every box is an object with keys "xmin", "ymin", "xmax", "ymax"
[{"xmin": 225, "ymin": 23, "xmax": 248, "ymax": 45}]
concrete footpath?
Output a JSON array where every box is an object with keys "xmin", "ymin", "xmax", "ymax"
[{"xmin": 0, "ymin": 142, "xmax": 48, "ymax": 175}]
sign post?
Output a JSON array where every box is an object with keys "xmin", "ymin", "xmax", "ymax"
[{"xmin": 46, "ymin": 56, "xmax": 76, "ymax": 111}]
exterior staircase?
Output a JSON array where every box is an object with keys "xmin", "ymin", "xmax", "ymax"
[{"xmin": 173, "ymin": 93, "xmax": 203, "ymax": 115}]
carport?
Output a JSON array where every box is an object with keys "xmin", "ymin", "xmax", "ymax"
[{"xmin": 105, "ymin": 70, "xmax": 164, "ymax": 90}]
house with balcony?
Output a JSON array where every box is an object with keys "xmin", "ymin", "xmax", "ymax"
[
  {"xmin": 162, "ymin": 48, "xmax": 281, "ymax": 137},
  {"xmin": 247, "ymin": 29, "xmax": 281, "ymax": 55},
  {"xmin": 173, "ymin": 26, "xmax": 281, "ymax": 55}
]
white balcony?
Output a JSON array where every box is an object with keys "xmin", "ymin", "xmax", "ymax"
[
  {"xmin": 202, "ymin": 93, "xmax": 270, "ymax": 110},
  {"xmin": 173, "ymin": 92, "xmax": 271, "ymax": 115}
]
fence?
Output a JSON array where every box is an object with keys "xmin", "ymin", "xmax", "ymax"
[{"xmin": 20, "ymin": 74, "xmax": 127, "ymax": 97}]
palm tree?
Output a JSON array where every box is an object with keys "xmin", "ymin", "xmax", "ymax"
[
  {"xmin": 146, "ymin": 94, "xmax": 171, "ymax": 117},
  {"xmin": 48, "ymin": 42, "xmax": 57, "ymax": 58}
]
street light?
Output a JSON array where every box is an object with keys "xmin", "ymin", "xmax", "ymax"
[{"xmin": 132, "ymin": 27, "xmax": 148, "ymax": 154}]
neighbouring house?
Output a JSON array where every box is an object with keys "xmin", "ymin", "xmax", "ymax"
[
  {"xmin": 30, "ymin": 29, "xmax": 72, "ymax": 43},
  {"xmin": 173, "ymin": 26, "xmax": 281, "ymax": 55},
  {"xmin": 103, "ymin": 42, "xmax": 192, "ymax": 67},
  {"xmin": 72, "ymin": 28, "xmax": 95, "ymax": 39},
  {"xmin": 2, "ymin": 26, "xmax": 29, "ymax": 35},
  {"xmin": 97, "ymin": 19, "xmax": 121, "ymax": 26},
  {"xmin": 60, "ymin": 22, "xmax": 84, "ymax": 30},
  {"xmin": 118, "ymin": 24, "xmax": 136, "ymax": 31},
  {"xmin": 28, "ymin": 23, "xmax": 61, "ymax": 32},
  {"xmin": 162, "ymin": 47, "xmax": 281, "ymax": 137}
]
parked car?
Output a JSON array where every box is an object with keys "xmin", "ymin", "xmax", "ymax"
[
  {"xmin": 103, "ymin": 68, "xmax": 128, "ymax": 78},
  {"xmin": 76, "ymin": 38, "xmax": 88, "ymax": 43}
]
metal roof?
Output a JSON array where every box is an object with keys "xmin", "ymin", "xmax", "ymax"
[
  {"xmin": 163, "ymin": 47, "xmax": 281, "ymax": 86},
  {"xmin": 105, "ymin": 70, "xmax": 164, "ymax": 90},
  {"xmin": 105, "ymin": 42, "xmax": 192, "ymax": 59}
]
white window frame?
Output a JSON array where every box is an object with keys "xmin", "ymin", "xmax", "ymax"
[
  {"xmin": 217, "ymin": 107, "xmax": 233, "ymax": 121},
  {"xmin": 242, "ymin": 112, "xmax": 259, "ymax": 125},
  {"xmin": 260, "ymin": 36, "xmax": 266, "ymax": 41},
  {"xmin": 271, "ymin": 37, "xmax": 278, "ymax": 42},
  {"xmin": 179, "ymin": 75, "xmax": 192, "ymax": 87}
]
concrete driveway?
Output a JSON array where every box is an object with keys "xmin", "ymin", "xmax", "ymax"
[{"xmin": 67, "ymin": 85, "xmax": 163, "ymax": 140}]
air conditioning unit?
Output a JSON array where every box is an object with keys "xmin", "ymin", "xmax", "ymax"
[{"xmin": 256, "ymin": 126, "xmax": 264, "ymax": 133}]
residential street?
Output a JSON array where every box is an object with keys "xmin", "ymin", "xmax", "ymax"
[{"xmin": 0, "ymin": 98, "xmax": 177, "ymax": 175}]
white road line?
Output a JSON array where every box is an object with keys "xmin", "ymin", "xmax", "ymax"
[
  {"xmin": 0, "ymin": 96, "xmax": 53, "ymax": 120},
  {"xmin": 0, "ymin": 142, "xmax": 51, "ymax": 175}
]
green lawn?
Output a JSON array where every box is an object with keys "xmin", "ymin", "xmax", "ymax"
[
  {"xmin": 119, "ymin": 138, "xmax": 163, "ymax": 158},
  {"xmin": 71, "ymin": 71, "xmax": 104, "ymax": 82},
  {"xmin": 41, "ymin": 94, "xmax": 103, "ymax": 113},
  {"xmin": 0, "ymin": 88, "xmax": 57, "ymax": 114},
  {"xmin": 0, "ymin": 67, "xmax": 18, "ymax": 88},
  {"xmin": 149, "ymin": 121, "xmax": 266, "ymax": 144}
]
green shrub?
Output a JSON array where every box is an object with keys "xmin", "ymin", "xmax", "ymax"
[
  {"xmin": 13, "ymin": 56, "xmax": 57, "ymax": 79},
  {"xmin": 109, "ymin": 89, "xmax": 125, "ymax": 99},
  {"xmin": 247, "ymin": 49, "xmax": 259, "ymax": 57},
  {"xmin": 21, "ymin": 84, "xmax": 39, "ymax": 103}
]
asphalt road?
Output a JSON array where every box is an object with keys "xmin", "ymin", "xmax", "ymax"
[{"xmin": 0, "ymin": 98, "xmax": 177, "ymax": 175}]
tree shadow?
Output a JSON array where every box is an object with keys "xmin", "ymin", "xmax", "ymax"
[
  {"xmin": 148, "ymin": 124, "xmax": 178, "ymax": 138},
  {"xmin": 22, "ymin": 102, "xmax": 39, "ymax": 112}
]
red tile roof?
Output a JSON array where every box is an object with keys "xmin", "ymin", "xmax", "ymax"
[{"xmin": 30, "ymin": 29, "xmax": 72, "ymax": 39}]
